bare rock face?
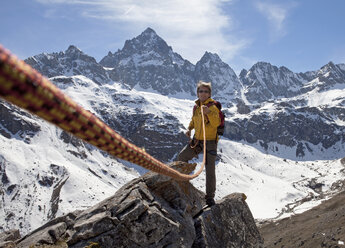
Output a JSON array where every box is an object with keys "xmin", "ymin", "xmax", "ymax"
[
  {"xmin": 193, "ymin": 193, "xmax": 262, "ymax": 248},
  {"xmin": 0, "ymin": 229, "xmax": 20, "ymax": 248},
  {"xmin": 3, "ymin": 162, "xmax": 263, "ymax": 248}
]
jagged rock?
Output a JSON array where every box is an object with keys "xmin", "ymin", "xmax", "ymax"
[
  {"xmin": 47, "ymin": 176, "xmax": 70, "ymax": 220},
  {"xmin": 0, "ymin": 229, "xmax": 20, "ymax": 248},
  {"xmin": 8, "ymin": 162, "xmax": 263, "ymax": 248},
  {"xmin": 193, "ymin": 194, "xmax": 262, "ymax": 248},
  {"xmin": 341, "ymin": 157, "xmax": 345, "ymax": 166},
  {"xmin": 236, "ymin": 99, "xmax": 251, "ymax": 114},
  {"xmin": 60, "ymin": 131, "xmax": 85, "ymax": 148},
  {"xmin": 0, "ymin": 100, "xmax": 41, "ymax": 142}
]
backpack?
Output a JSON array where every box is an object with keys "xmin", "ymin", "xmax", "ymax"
[{"xmin": 193, "ymin": 100, "xmax": 225, "ymax": 136}]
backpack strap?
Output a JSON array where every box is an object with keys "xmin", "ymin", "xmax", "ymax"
[
  {"xmin": 207, "ymin": 100, "xmax": 222, "ymax": 110},
  {"xmin": 193, "ymin": 104, "xmax": 198, "ymax": 116},
  {"xmin": 206, "ymin": 102, "xmax": 215, "ymax": 108}
]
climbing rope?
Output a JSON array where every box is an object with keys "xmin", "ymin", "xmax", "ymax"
[{"xmin": 0, "ymin": 44, "xmax": 207, "ymax": 181}]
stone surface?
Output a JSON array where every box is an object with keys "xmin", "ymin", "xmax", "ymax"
[
  {"xmin": 0, "ymin": 229, "xmax": 20, "ymax": 248},
  {"xmin": 4, "ymin": 162, "xmax": 263, "ymax": 248},
  {"xmin": 194, "ymin": 193, "xmax": 263, "ymax": 248}
]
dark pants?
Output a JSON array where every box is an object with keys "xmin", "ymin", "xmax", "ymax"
[{"xmin": 177, "ymin": 140, "xmax": 217, "ymax": 200}]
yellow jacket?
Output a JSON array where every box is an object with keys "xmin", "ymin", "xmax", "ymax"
[{"xmin": 188, "ymin": 98, "xmax": 220, "ymax": 141}]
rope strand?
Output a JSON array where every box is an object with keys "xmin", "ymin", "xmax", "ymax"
[{"xmin": 0, "ymin": 44, "xmax": 206, "ymax": 181}]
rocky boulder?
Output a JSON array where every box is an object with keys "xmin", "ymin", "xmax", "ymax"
[{"xmin": 3, "ymin": 162, "xmax": 263, "ymax": 248}]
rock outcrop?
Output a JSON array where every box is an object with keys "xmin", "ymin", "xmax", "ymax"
[{"xmin": 1, "ymin": 162, "xmax": 263, "ymax": 248}]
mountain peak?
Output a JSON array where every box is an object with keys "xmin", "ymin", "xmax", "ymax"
[
  {"xmin": 65, "ymin": 45, "xmax": 83, "ymax": 54},
  {"xmin": 239, "ymin": 69, "xmax": 248, "ymax": 78},
  {"xmin": 319, "ymin": 61, "xmax": 341, "ymax": 74},
  {"xmin": 106, "ymin": 27, "xmax": 171, "ymax": 59},
  {"xmin": 317, "ymin": 61, "xmax": 345, "ymax": 84},
  {"xmin": 99, "ymin": 28, "xmax": 175, "ymax": 68},
  {"xmin": 326, "ymin": 61, "xmax": 335, "ymax": 67},
  {"xmin": 200, "ymin": 51, "xmax": 222, "ymax": 63},
  {"xmin": 252, "ymin": 61, "xmax": 274, "ymax": 70},
  {"xmin": 141, "ymin": 27, "xmax": 157, "ymax": 37},
  {"xmin": 131, "ymin": 27, "xmax": 169, "ymax": 51}
]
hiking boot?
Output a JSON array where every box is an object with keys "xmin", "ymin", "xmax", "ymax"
[{"xmin": 206, "ymin": 198, "xmax": 215, "ymax": 207}]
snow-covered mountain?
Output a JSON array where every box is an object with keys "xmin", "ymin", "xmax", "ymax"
[
  {"xmin": 195, "ymin": 52, "xmax": 242, "ymax": 102},
  {"xmin": 100, "ymin": 28, "xmax": 196, "ymax": 96},
  {"xmin": 1, "ymin": 27, "xmax": 345, "ymax": 236},
  {"xmin": 25, "ymin": 45, "xmax": 110, "ymax": 85},
  {"xmin": 231, "ymin": 61, "xmax": 345, "ymax": 160},
  {"xmin": 99, "ymin": 28, "xmax": 242, "ymax": 100},
  {"xmin": 240, "ymin": 62, "xmax": 306, "ymax": 103}
]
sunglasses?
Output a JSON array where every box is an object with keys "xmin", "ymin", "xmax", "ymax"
[{"xmin": 198, "ymin": 90, "xmax": 210, "ymax": 93}]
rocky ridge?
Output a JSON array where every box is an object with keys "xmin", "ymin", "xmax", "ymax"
[{"xmin": 1, "ymin": 162, "xmax": 263, "ymax": 248}]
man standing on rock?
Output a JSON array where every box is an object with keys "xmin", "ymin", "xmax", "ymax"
[{"xmin": 177, "ymin": 81, "xmax": 220, "ymax": 207}]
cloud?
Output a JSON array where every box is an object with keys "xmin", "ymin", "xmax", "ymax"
[
  {"xmin": 35, "ymin": 0, "xmax": 249, "ymax": 64},
  {"xmin": 255, "ymin": 1, "xmax": 297, "ymax": 41}
]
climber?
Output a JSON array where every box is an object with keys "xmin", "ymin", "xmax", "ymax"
[{"xmin": 177, "ymin": 81, "xmax": 221, "ymax": 207}]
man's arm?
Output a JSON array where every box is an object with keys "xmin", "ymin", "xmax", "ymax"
[
  {"xmin": 186, "ymin": 118, "xmax": 194, "ymax": 138},
  {"xmin": 205, "ymin": 105, "xmax": 220, "ymax": 128}
]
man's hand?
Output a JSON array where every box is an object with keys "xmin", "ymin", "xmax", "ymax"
[
  {"xmin": 185, "ymin": 130, "xmax": 191, "ymax": 138},
  {"xmin": 201, "ymin": 105, "xmax": 211, "ymax": 115}
]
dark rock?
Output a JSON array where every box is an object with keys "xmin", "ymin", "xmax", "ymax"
[
  {"xmin": 6, "ymin": 184, "xmax": 17, "ymax": 194},
  {"xmin": 60, "ymin": 131, "xmax": 84, "ymax": 148},
  {"xmin": 193, "ymin": 193, "xmax": 263, "ymax": 248},
  {"xmin": 0, "ymin": 156, "xmax": 10, "ymax": 185},
  {"xmin": 341, "ymin": 157, "xmax": 345, "ymax": 166},
  {"xmin": 47, "ymin": 173, "xmax": 69, "ymax": 220},
  {"xmin": 38, "ymin": 175, "xmax": 55, "ymax": 187},
  {"xmin": 0, "ymin": 229, "xmax": 20, "ymax": 248},
  {"xmin": 0, "ymin": 100, "xmax": 41, "ymax": 142},
  {"xmin": 296, "ymin": 142, "xmax": 305, "ymax": 157},
  {"xmin": 236, "ymin": 100, "xmax": 251, "ymax": 114},
  {"xmin": 9, "ymin": 162, "xmax": 262, "ymax": 248}
]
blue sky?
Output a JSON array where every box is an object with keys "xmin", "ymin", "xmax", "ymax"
[{"xmin": 1, "ymin": 0, "xmax": 344, "ymax": 74}]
